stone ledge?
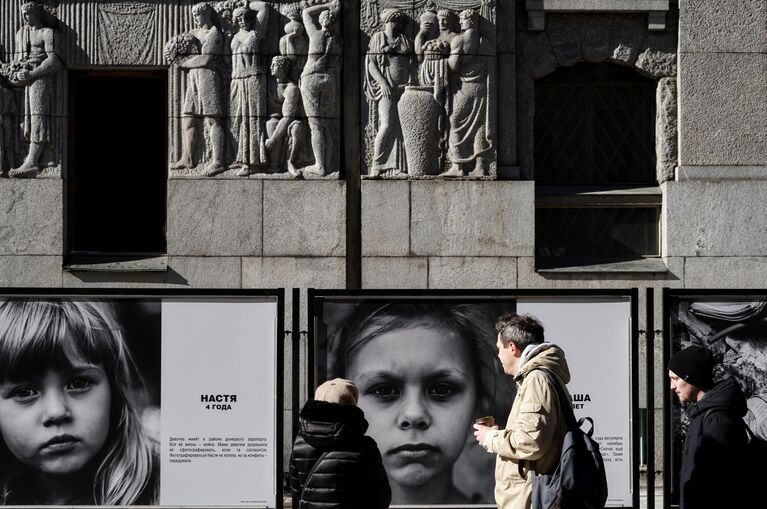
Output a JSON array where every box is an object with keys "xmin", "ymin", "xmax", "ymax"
[
  {"xmin": 64, "ymin": 255, "xmax": 168, "ymax": 272},
  {"xmin": 62, "ymin": 256, "xmax": 242, "ymax": 288},
  {"xmin": 536, "ymin": 257, "xmax": 668, "ymax": 273},
  {"xmin": 518, "ymin": 256, "xmax": 684, "ymax": 288},
  {"xmin": 676, "ymin": 166, "xmax": 767, "ymax": 181}
]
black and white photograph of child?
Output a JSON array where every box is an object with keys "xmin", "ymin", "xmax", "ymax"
[
  {"xmin": 0, "ymin": 298, "xmax": 161, "ymax": 505},
  {"xmin": 316, "ymin": 300, "xmax": 516, "ymax": 506},
  {"xmin": 671, "ymin": 298, "xmax": 767, "ymax": 441}
]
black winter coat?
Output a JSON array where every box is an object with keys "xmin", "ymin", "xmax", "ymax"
[
  {"xmin": 289, "ymin": 400, "xmax": 391, "ymax": 509},
  {"xmin": 680, "ymin": 378, "xmax": 748, "ymax": 509}
]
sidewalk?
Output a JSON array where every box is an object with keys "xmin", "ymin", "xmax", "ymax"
[{"xmin": 284, "ymin": 487, "xmax": 666, "ymax": 508}]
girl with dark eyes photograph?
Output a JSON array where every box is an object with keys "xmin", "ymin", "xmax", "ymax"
[
  {"xmin": 323, "ymin": 301, "xmax": 514, "ymax": 506},
  {"xmin": 0, "ymin": 299, "xmax": 160, "ymax": 505}
]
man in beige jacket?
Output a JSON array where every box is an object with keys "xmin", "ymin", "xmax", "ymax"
[{"xmin": 474, "ymin": 313, "xmax": 571, "ymax": 509}]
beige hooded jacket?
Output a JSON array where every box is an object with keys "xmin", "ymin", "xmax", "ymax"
[{"xmin": 485, "ymin": 344, "xmax": 571, "ymax": 509}]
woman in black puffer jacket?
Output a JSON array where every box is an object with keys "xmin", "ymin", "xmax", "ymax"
[{"xmin": 289, "ymin": 378, "xmax": 391, "ymax": 509}]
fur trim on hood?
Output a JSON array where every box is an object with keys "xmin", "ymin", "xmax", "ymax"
[{"xmin": 516, "ymin": 343, "xmax": 571, "ymax": 384}]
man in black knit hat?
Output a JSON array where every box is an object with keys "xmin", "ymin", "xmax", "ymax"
[{"xmin": 669, "ymin": 346, "xmax": 748, "ymax": 509}]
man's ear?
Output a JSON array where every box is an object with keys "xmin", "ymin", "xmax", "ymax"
[{"xmin": 509, "ymin": 340, "xmax": 521, "ymax": 356}]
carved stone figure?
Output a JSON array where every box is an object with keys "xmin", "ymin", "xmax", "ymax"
[
  {"xmin": 300, "ymin": 0, "xmax": 342, "ymax": 177},
  {"xmin": 413, "ymin": 9, "xmax": 451, "ymax": 170},
  {"xmin": 229, "ymin": 2, "xmax": 269, "ymax": 176},
  {"xmin": 8, "ymin": 2, "xmax": 62, "ymax": 178},
  {"xmin": 416, "ymin": 10, "xmax": 453, "ymax": 91},
  {"xmin": 170, "ymin": 2, "xmax": 226, "ymax": 176},
  {"xmin": 265, "ymin": 56, "xmax": 312, "ymax": 177},
  {"xmin": 364, "ymin": 9, "xmax": 412, "ymax": 177},
  {"xmin": 279, "ymin": 2, "xmax": 308, "ymax": 83},
  {"xmin": 444, "ymin": 8, "xmax": 492, "ymax": 177},
  {"xmin": 415, "ymin": 10, "xmax": 437, "ymax": 80},
  {"xmin": 437, "ymin": 9, "xmax": 459, "ymax": 45}
]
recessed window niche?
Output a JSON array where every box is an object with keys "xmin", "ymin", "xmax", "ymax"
[{"xmin": 66, "ymin": 70, "xmax": 168, "ymax": 265}]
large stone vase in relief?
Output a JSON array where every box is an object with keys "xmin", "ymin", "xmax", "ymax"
[{"xmin": 398, "ymin": 86, "xmax": 441, "ymax": 176}]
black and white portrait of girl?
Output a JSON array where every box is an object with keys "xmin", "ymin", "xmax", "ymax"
[
  {"xmin": 0, "ymin": 299, "xmax": 160, "ymax": 506},
  {"xmin": 317, "ymin": 300, "xmax": 515, "ymax": 506}
]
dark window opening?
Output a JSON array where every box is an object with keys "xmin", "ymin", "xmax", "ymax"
[
  {"xmin": 67, "ymin": 70, "xmax": 167, "ymax": 259},
  {"xmin": 535, "ymin": 63, "xmax": 657, "ymax": 185},
  {"xmin": 533, "ymin": 63, "xmax": 661, "ymax": 267},
  {"xmin": 536, "ymin": 207, "xmax": 660, "ymax": 258}
]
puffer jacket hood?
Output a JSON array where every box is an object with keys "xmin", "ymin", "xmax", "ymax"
[
  {"xmin": 687, "ymin": 377, "xmax": 747, "ymax": 420},
  {"xmin": 298, "ymin": 400, "xmax": 368, "ymax": 451},
  {"xmin": 515, "ymin": 343, "xmax": 571, "ymax": 385},
  {"xmin": 289, "ymin": 400, "xmax": 391, "ymax": 509}
]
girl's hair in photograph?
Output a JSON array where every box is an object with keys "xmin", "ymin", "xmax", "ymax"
[
  {"xmin": 328, "ymin": 301, "xmax": 514, "ymax": 420},
  {"xmin": 0, "ymin": 299, "xmax": 157, "ymax": 505}
]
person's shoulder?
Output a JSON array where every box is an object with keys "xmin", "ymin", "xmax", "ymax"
[
  {"xmin": 702, "ymin": 407, "xmax": 741, "ymax": 427},
  {"xmin": 519, "ymin": 369, "xmax": 561, "ymax": 402},
  {"xmin": 521, "ymin": 368, "xmax": 552, "ymax": 387}
]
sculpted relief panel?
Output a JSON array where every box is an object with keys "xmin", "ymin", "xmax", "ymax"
[
  {"xmin": 167, "ymin": 0, "xmax": 342, "ymax": 179},
  {"xmin": 0, "ymin": 2, "xmax": 63, "ymax": 178},
  {"xmin": 0, "ymin": 0, "xmax": 500, "ymax": 180},
  {"xmin": 0, "ymin": 0, "xmax": 343, "ymax": 180},
  {"xmin": 362, "ymin": 0, "xmax": 497, "ymax": 179}
]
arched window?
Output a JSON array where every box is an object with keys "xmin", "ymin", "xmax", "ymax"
[{"xmin": 534, "ymin": 63, "xmax": 661, "ymax": 267}]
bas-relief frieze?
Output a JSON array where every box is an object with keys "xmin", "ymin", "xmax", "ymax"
[
  {"xmin": 167, "ymin": 0, "xmax": 342, "ymax": 179},
  {"xmin": 0, "ymin": 2, "xmax": 62, "ymax": 178},
  {"xmin": 0, "ymin": 0, "xmax": 343, "ymax": 180},
  {"xmin": 362, "ymin": 0, "xmax": 497, "ymax": 179}
]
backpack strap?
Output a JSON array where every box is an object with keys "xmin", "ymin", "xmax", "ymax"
[
  {"xmin": 535, "ymin": 367, "xmax": 577, "ymax": 431},
  {"xmin": 517, "ymin": 367, "xmax": 575, "ymax": 477}
]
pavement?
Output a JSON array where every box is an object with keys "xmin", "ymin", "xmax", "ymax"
[{"xmin": 284, "ymin": 487, "xmax": 666, "ymax": 508}]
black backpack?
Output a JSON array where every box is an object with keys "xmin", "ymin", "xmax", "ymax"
[{"xmin": 531, "ymin": 368, "xmax": 608, "ymax": 509}]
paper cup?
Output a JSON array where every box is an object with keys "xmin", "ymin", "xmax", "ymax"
[{"xmin": 474, "ymin": 415, "xmax": 495, "ymax": 427}]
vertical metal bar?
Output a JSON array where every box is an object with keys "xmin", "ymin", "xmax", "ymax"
[
  {"xmin": 647, "ymin": 288, "xmax": 655, "ymax": 509},
  {"xmin": 291, "ymin": 287, "xmax": 300, "ymax": 439},
  {"xmin": 291, "ymin": 288, "xmax": 301, "ymax": 509}
]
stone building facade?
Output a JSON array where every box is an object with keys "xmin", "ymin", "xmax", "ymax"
[{"xmin": 0, "ymin": 0, "xmax": 765, "ymax": 496}]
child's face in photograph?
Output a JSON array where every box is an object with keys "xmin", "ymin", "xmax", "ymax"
[
  {"xmin": 347, "ymin": 324, "xmax": 477, "ymax": 487},
  {"xmin": 0, "ymin": 363, "xmax": 111, "ymax": 475}
]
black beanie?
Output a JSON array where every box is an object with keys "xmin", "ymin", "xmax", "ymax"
[{"xmin": 668, "ymin": 346, "xmax": 715, "ymax": 389}]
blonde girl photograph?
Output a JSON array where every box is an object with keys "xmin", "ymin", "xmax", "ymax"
[{"xmin": 0, "ymin": 299, "xmax": 160, "ymax": 505}]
